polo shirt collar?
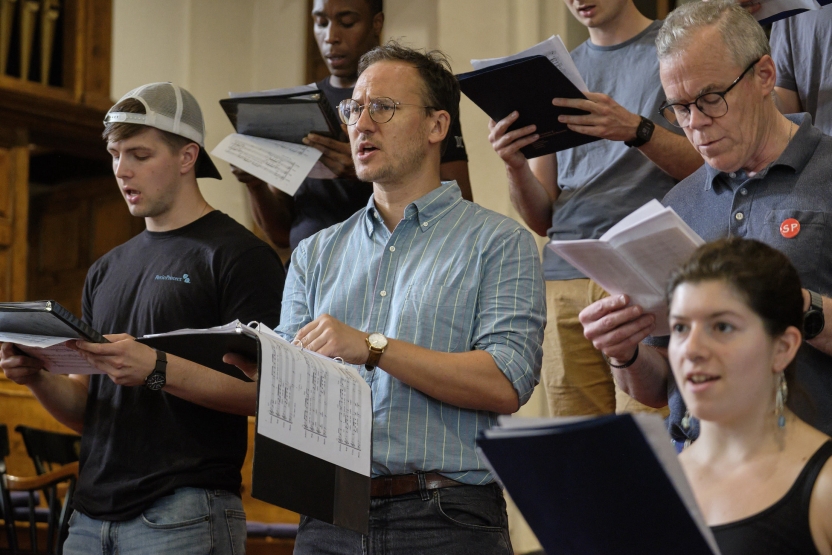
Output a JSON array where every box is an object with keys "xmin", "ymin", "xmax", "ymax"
[
  {"xmin": 703, "ymin": 113, "xmax": 819, "ymax": 191},
  {"xmin": 363, "ymin": 181, "xmax": 463, "ymax": 237}
]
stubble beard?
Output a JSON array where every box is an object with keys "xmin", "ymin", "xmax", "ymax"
[{"xmin": 355, "ymin": 127, "xmax": 429, "ymax": 185}]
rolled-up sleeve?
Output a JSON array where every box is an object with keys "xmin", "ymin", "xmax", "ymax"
[
  {"xmin": 473, "ymin": 227, "xmax": 546, "ymax": 406},
  {"xmin": 274, "ymin": 239, "xmax": 313, "ymax": 341}
]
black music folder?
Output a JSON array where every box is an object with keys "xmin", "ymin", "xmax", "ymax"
[
  {"xmin": 0, "ymin": 301, "xmax": 106, "ymax": 343},
  {"xmin": 476, "ymin": 414, "xmax": 721, "ymax": 555},
  {"xmin": 220, "ymin": 88, "xmax": 344, "ymax": 145},
  {"xmin": 457, "ymin": 55, "xmax": 601, "ymax": 158},
  {"xmin": 137, "ymin": 322, "xmax": 259, "ymax": 382}
]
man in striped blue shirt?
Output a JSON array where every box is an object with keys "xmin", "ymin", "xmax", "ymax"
[{"xmin": 278, "ymin": 42, "xmax": 546, "ymax": 554}]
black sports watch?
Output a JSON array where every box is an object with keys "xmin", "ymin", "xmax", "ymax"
[
  {"xmin": 625, "ymin": 116, "xmax": 655, "ymax": 148},
  {"xmin": 145, "ymin": 350, "xmax": 167, "ymax": 391},
  {"xmin": 804, "ymin": 289, "xmax": 825, "ymax": 340}
]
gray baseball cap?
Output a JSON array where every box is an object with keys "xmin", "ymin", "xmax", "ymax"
[{"xmin": 104, "ymin": 82, "xmax": 222, "ymax": 180}]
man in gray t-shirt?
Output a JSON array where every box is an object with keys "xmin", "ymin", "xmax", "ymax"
[
  {"xmin": 488, "ymin": 0, "xmax": 702, "ymax": 417},
  {"xmin": 770, "ymin": 7, "xmax": 832, "ymax": 134}
]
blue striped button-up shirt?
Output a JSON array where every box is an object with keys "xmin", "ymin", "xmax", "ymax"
[{"xmin": 276, "ymin": 182, "xmax": 546, "ymax": 484}]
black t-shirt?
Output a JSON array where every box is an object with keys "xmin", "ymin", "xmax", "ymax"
[
  {"xmin": 73, "ymin": 211, "xmax": 285, "ymax": 521},
  {"xmin": 288, "ymin": 77, "xmax": 469, "ymax": 250}
]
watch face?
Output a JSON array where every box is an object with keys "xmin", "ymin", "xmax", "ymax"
[
  {"xmin": 805, "ymin": 312, "xmax": 824, "ymax": 338},
  {"xmin": 145, "ymin": 373, "xmax": 166, "ymax": 391},
  {"xmin": 368, "ymin": 333, "xmax": 387, "ymax": 350}
]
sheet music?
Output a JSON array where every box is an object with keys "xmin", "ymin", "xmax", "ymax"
[
  {"xmin": 15, "ymin": 343, "xmax": 102, "ymax": 375},
  {"xmin": 255, "ymin": 327, "xmax": 372, "ymax": 477},
  {"xmin": 228, "ymin": 83, "xmax": 318, "ymax": 99},
  {"xmin": 754, "ymin": 0, "xmax": 819, "ymax": 21},
  {"xmin": 470, "ymin": 35, "xmax": 588, "ymax": 92},
  {"xmin": 211, "ymin": 133, "xmax": 322, "ymax": 196},
  {"xmin": 548, "ymin": 201, "xmax": 704, "ymax": 336},
  {"xmin": 0, "ymin": 331, "xmax": 71, "ymax": 347}
]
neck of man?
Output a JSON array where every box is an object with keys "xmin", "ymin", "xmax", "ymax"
[
  {"xmin": 743, "ymin": 109, "xmax": 797, "ymax": 176},
  {"xmin": 328, "ymin": 73, "xmax": 358, "ymax": 89},
  {"xmin": 587, "ymin": 3, "xmax": 652, "ymax": 48},
  {"xmin": 145, "ymin": 178, "xmax": 213, "ymax": 232},
  {"xmin": 372, "ymin": 160, "xmax": 443, "ymax": 233}
]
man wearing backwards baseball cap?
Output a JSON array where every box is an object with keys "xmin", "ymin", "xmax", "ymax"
[{"xmin": 0, "ymin": 82, "xmax": 285, "ymax": 554}]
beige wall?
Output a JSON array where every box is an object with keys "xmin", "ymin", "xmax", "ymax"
[
  {"xmin": 111, "ymin": 2, "xmax": 589, "ymax": 552},
  {"xmin": 112, "ymin": 0, "xmax": 308, "ymax": 227}
]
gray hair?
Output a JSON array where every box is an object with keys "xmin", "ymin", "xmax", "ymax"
[{"xmin": 656, "ymin": 0, "xmax": 770, "ymax": 68}]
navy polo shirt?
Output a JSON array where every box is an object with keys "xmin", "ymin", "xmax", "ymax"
[{"xmin": 661, "ymin": 113, "xmax": 832, "ymax": 440}]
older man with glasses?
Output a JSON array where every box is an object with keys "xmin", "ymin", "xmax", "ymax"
[{"xmin": 578, "ymin": 0, "xmax": 832, "ymax": 447}]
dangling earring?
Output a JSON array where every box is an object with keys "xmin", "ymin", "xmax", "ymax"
[
  {"xmin": 682, "ymin": 409, "xmax": 692, "ymax": 431},
  {"xmin": 775, "ymin": 373, "xmax": 788, "ymax": 429}
]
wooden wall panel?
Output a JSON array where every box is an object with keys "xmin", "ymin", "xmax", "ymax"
[
  {"xmin": 0, "ymin": 134, "xmax": 30, "ymax": 302},
  {"xmin": 27, "ymin": 177, "xmax": 142, "ymax": 317}
]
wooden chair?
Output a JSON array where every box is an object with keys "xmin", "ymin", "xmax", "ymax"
[
  {"xmin": 0, "ymin": 425, "xmax": 78, "ymax": 555},
  {"xmin": 13, "ymin": 427, "xmax": 79, "ymax": 476}
]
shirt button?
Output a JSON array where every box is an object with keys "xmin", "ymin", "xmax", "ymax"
[
  {"xmin": 740, "ymin": 188, "xmax": 748, "ymax": 196},
  {"xmin": 380, "ymin": 290, "xmax": 387, "ymax": 297},
  {"xmin": 422, "ymin": 222, "xmax": 428, "ymax": 227},
  {"xmin": 735, "ymin": 212, "xmax": 744, "ymax": 221},
  {"xmin": 729, "ymin": 172, "xmax": 736, "ymax": 178},
  {"xmin": 389, "ymin": 246, "xmax": 396, "ymax": 252}
]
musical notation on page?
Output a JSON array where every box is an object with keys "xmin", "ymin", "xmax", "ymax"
[
  {"xmin": 211, "ymin": 133, "xmax": 323, "ymax": 196},
  {"xmin": 255, "ymin": 327, "xmax": 372, "ymax": 477}
]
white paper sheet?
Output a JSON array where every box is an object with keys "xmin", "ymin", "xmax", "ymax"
[
  {"xmin": 211, "ymin": 133, "xmax": 323, "ymax": 196},
  {"xmin": 14, "ymin": 343, "xmax": 102, "ymax": 374},
  {"xmin": 228, "ymin": 83, "xmax": 318, "ymax": 99},
  {"xmin": 754, "ymin": 0, "xmax": 819, "ymax": 21},
  {"xmin": 0, "ymin": 331, "xmax": 72, "ymax": 348},
  {"xmin": 548, "ymin": 200, "xmax": 704, "ymax": 336},
  {"xmin": 471, "ymin": 35, "xmax": 588, "ymax": 93},
  {"xmin": 255, "ymin": 328, "xmax": 372, "ymax": 477}
]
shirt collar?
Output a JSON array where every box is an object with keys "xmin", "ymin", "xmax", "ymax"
[
  {"xmin": 704, "ymin": 113, "xmax": 819, "ymax": 191},
  {"xmin": 362, "ymin": 181, "xmax": 463, "ymax": 237}
]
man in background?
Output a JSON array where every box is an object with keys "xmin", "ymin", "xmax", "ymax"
[
  {"xmin": 770, "ymin": 6, "xmax": 832, "ymax": 133},
  {"xmin": 487, "ymin": 0, "xmax": 702, "ymax": 417},
  {"xmin": 234, "ymin": 0, "xmax": 472, "ymax": 252}
]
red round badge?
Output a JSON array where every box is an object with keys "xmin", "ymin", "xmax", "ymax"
[{"xmin": 780, "ymin": 218, "xmax": 800, "ymax": 239}]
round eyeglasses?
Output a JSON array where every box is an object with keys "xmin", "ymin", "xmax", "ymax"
[
  {"xmin": 337, "ymin": 97, "xmax": 437, "ymax": 126},
  {"xmin": 658, "ymin": 58, "xmax": 760, "ymax": 128}
]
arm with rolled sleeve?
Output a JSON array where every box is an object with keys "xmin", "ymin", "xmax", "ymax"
[{"xmin": 472, "ymin": 227, "xmax": 546, "ymax": 408}]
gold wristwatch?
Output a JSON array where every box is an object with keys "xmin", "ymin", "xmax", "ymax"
[{"xmin": 365, "ymin": 333, "xmax": 388, "ymax": 370}]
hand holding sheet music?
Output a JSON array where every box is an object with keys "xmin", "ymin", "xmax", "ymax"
[{"xmin": 0, "ymin": 301, "xmax": 107, "ymax": 374}]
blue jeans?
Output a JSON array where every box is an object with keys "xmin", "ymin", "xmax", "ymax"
[
  {"xmin": 293, "ymin": 482, "xmax": 513, "ymax": 555},
  {"xmin": 63, "ymin": 488, "xmax": 246, "ymax": 555}
]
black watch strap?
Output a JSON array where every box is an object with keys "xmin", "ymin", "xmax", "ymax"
[
  {"xmin": 625, "ymin": 116, "xmax": 655, "ymax": 148},
  {"xmin": 145, "ymin": 350, "xmax": 167, "ymax": 391}
]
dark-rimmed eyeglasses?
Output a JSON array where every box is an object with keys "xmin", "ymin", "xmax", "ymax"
[
  {"xmin": 337, "ymin": 97, "xmax": 436, "ymax": 126},
  {"xmin": 658, "ymin": 58, "xmax": 761, "ymax": 128}
]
